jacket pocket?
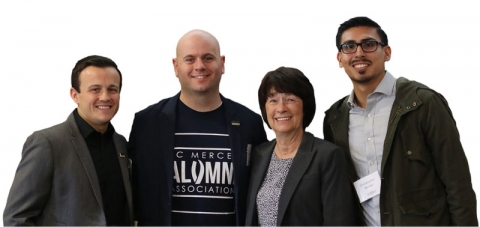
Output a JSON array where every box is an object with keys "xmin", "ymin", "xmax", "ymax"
[
  {"xmin": 395, "ymin": 188, "xmax": 452, "ymax": 226},
  {"xmin": 400, "ymin": 127, "xmax": 432, "ymax": 166},
  {"xmin": 397, "ymin": 186, "xmax": 447, "ymax": 223}
]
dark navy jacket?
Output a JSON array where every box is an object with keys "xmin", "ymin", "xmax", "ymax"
[{"xmin": 128, "ymin": 93, "xmax": 267, "ymax": 226}]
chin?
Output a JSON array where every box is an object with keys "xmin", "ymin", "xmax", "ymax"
[
  {"xmin": 350, "ymin": 74, "xmax": 373, "ymax": 84},
  {"xmin": 273, "ymin": 128, "xmax": 294, "ymax": 134},
  {"xmin": 97, "ymin": 115, "xmax": 114, "ymax": 123}
]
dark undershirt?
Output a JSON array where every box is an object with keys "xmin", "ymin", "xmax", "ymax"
[{"xmin": 73, "ymin": 109, "xmax": 127, "ymax": 226}]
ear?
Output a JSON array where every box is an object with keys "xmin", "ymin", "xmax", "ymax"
[
  {"xmin": 337, "ymin": 52, "xmax": 343, "ymax": 68},
  {"xmin": 172, "ymin": 58, "xmax": 179, "ymax": 77},
  {"xmin": 221, "ymin": 55, "xmax": 225, "ymax": 74},
  {"xmin": 384, "ymin": 45, "xmax": 392, "ymax": 62},
  {"xmin": 70, "ymin": 87, "xmax": 79, "ymax": 104}
]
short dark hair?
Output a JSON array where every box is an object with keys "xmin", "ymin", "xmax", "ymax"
[
  {"xmin": 336, "ymin": 16, "xmax": 388, "ymax": 52},
  {"xmin": 258, "ymin": 67, "xmax": 316, "ymax": 130},
  {"xmin": 71, "ymin": 55, "xmax": 122, "ymax": 92}
]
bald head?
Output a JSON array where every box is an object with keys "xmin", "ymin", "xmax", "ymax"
[
  {"xmin": 172, "ymin": 29, "xmax": 225, "ymax": 110},
  {"xmin": 176, "ymin": 29, "xmax": 221, "ymax": 58}
]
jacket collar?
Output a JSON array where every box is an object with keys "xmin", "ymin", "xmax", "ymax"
[
  {"xmin": 327, "ymin": 74, "xmax": 426, "ymax": 122},
  {"xmin": 347, "ymin": 71, "xmax": 397, "ymax": 110},
  {"xmin": 67, "ymin": 111, "xmax": 104, "ymax": 209},
  {"xmin": 276, "ymin": 132, "xmax": 316, "ymax": 224},
  {"xmin": 251, "ymin": 132, "xmax": 316, "ymax": 225}
]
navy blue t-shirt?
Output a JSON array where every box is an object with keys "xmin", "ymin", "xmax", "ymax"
[{"xmin": 171, "ymin": 101, "xmax": 235, "ymax": 226}]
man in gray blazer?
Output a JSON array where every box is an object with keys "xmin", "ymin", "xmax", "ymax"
[{"xmin": 3, "ymin": 55, "xmax": 133, "ymax": 226}]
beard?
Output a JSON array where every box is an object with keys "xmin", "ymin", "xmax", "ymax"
[{"xmin": 349, "ymin": 70, "xmax": 374, "ymax": 84}]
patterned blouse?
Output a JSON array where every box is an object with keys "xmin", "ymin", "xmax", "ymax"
[{"xmin": 256, "ymin": 152, "xmax": 294, "ymax": 226}]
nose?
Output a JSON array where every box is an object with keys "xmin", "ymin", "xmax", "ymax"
[
  {"xmin": 354, "ymin": 45, "xmax": 365, "ymax": 57},
  {"xmin": 276, "ymin": 100, "xmax": 288, "ymax": 112},
  {"xmin": 194, "ymin": 59, "xmax": 206, "ymax": 71},
  {"xmin": 99, "ymin": 90, "xmax": 111, "ymax": 101}
]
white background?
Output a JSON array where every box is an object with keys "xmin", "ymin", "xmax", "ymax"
[{"xmin": 1, "ymin": 0, "xmax": 479, "ymax": 219}]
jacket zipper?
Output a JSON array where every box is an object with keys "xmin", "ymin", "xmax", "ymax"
[{"xmin": 388, "ymin": 107, "xmax": 401, "ymax": 128}]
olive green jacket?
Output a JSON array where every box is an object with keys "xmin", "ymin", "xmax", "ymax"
[{"xmin": 323, "ymin": 76, "xmax": 478, "ymax": 226}]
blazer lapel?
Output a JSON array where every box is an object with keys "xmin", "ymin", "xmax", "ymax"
[
  {"xmin": 113, "ymin": 133, "xmax": 133, "ymax": 224},
  {"xmin": 276, "ymin": 132, "xmax": 316, "ymax": 225},
  {"xmin": 160, "ymin": 94, "xmax": 179, "ymax": 199},
  {"xmin": 223, "ymin": 98, "xmax": 244, "ymax": 170},
  {"xmin": 66, "ymin": 113, "xmax": 104, "ymax": 209},
  {"xmin": 222, "ymin": 98, "xmax": 245, "ymax": 224},
  {"xmin": 248, "ymin": 141, "xmax": 275, "ymax": 207}
]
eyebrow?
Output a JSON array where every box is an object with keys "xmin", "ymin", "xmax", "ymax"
[
  {"xmin": 88, "ymin": 84, "xmax": 119, "ymax": 89},
  {"xmin": 343, "ymin": 38, "xmax": 378, "ymax": 44},
  {"xmin": 182, "ymin": 53, "xmax": 216, "ymax": 59}
]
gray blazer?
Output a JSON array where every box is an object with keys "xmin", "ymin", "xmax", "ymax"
[
  {"xmin": 245, "ymin": 132, "xmax": 361, "ymax": 226},
  {"xmin": 3, "ymin": 112, "xmax": 133, "ymax": 226}
]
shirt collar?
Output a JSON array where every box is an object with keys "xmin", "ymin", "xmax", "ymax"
[
  {"xmin": 73, "ymin": 109, "xmax": 114, "ymax": 138},
  {"xmin": 346, "ymin": 90, "xmax": 356, "ymax": 110},
  {"xmin": 347, "ymin": 71, "xmax": 397, "ymax": 110}
]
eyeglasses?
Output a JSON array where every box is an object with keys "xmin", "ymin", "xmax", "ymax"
[{"xmin": 340, "ymin": 40, "xmax": 386, "ymax": 54}]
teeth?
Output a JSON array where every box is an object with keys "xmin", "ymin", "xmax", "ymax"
[
  {"xmin": 276, "ymin": 117, "xmax": 291, "ymax": 121},
  {"xmin": 97, "ymin": 106, "xmax": 110, "ymax": 109},
  {"xmin": 354, "ymin": 64, "xmax": 368, "ymax": 68},
  {"xmin": 193, "ymin": 76, "xmax": 206, "ymax": 78}
]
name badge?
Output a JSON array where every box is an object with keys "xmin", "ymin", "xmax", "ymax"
[{"xmin": 353, "ymin": 171, "xmax": 381, "ymax": 203}]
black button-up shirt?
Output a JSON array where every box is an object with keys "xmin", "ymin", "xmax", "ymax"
[{"xmin": 74, "ymin": 109, "xmax": 127, "ymax": 226}]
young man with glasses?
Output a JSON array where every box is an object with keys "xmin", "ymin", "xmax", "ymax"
[{"xmin": 323, "ymin": 16, "xmax": 477, "ymax": 226}]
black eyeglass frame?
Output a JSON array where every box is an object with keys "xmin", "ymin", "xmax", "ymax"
[{"xmin": 340, "ymin": 41, "xmax": 386, "ymax": 54}]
